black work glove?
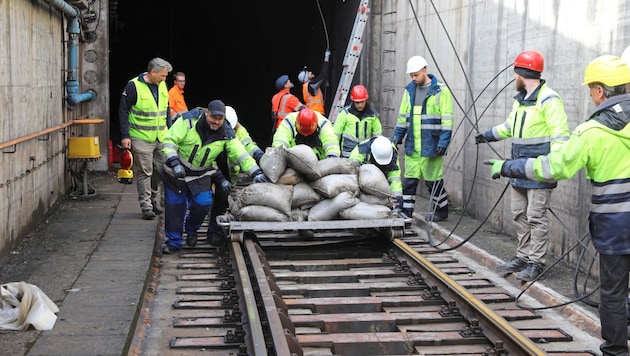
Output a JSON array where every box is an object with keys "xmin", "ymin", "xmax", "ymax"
[
  {"xmin": 436, "ymin": 147, "xmax": 446, "ymax": 156},
  {"xmin": 393, "ymin": 196, "xmax": 403, "ymax": 213},
  {"xmin": 166, "ymin": 157, "xmax": 186, "ymax": 178},
  {"xmin": 253, "ymin": 149, "xmax": 264, "ymax": 164},
  {"xmin": 213, "ymin": 171, "xmax": 232, "ymax": 196},
  {"xmin": 251, "ymin": 169, "xmax": 268, "ymax": 183},
  {"xmin": 475, "ymin": 132, "xmax": 488, "ymax": 144}
]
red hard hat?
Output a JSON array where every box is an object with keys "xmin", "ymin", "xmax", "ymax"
[
  {"xmin": 296, "ymin": 108, "xmax": 318, "ymax": 136},
  {"xmin": 350, "ymin": 85, "xmax": 369, "ymax": 101},
  {"xmin": 514, "ymin": 50, "xmax": 544, "ymax": 73}
]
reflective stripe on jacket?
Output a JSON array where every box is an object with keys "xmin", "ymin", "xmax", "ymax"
[
  {"xmin": 271, "ymin": 90, "xmax": 302, "ymax": 128},
  {"xmin": 272, "ymin": 111, "xmax": 340, "ymax": 159},
  {"xmin": 128, "ymin": 77, "xmax": 168, "ymax": 142},
  {"xmin": 334, "ymin": 104, "xmax": 383, "ymax": 158},
  {"xmin": 302, "ymin": 82, "xmax": 325, "ymax": 115}
]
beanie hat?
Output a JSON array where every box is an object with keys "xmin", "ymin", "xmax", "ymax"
[
  {"xmin": 298, "ymin": 70, "xmax": 309, "ymax": 83},
  {"xmin": 514, "ymin": 67, "xmax": 542, "ymax": 79},
  {"xmin": 207, "ymin": 100, "xmax": 226, "ymax": 116},
  {"xmin": 275, "ymin": 75, "xmax": 289, "ymax": 90}
]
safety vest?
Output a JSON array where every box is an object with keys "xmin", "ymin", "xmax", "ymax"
[
  {"xmin": 128, "ymin": 77, "xmax": 169, "ymax": 142},
  {"xmin": 333, "ymin": 104, "xmax": 383, "ymax": 158},
  {"xmin": 271, "ymin": 111, "xmax": 340, "ymax": 159},
  {"xmin": 302, "ymin": 82, "xmax": 325, "ymax": 115},
  {"xmin": 271, "ymin": 90, "xmax": 301, "ymax": 128}
]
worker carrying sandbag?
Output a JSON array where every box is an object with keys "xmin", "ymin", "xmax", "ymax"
[{"xmin": 272, "ymin": 108, "xmax": 340, "ymax": 160}]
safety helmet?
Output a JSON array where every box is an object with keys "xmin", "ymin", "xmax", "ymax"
[
  {"xmin": 621, "ymin": 46, "xmax": 630, "ymax": 67},
  {"xmin": 406, "ymin": 55, "xmax": 428, "ymax": 74},
  {"xmin": 350, "ymin": 85, "xmax": 369, "ymax": 101},
  {"xmin": 371, "ymin": 136, "xmax": 393, "ymax": 165},
  {"xmin": 514, "ymin": 51, "xmax": 544, "ymax": 73},
  {"xmin": 583, "ymin": 55, "xmax": 630, "ymax": 87},
  {"xmin": 225, "ymin": 106, "xmax": 238, "ymax": 128},
  {"xmin": 296, "ymin": 108, "xmax": 318, "ymax": 136},
  {"xmin": 298, "ymin": 69, "xmax": 309, "ymax": 83}
]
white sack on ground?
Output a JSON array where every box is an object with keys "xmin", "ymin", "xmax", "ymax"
[
  {"xmin": 308, "ymin": 191, "xmax": 360, "ymax": 221},
  {"xmin": 358, "ymin": 164, "xmax": 393, "ymax": 199},
  {"xmin": 291, "ymin": 182, "xmax": 322, "ymax": 208},
  {"xmin": 259, "ymin": 146, "xmax": 287, "ymax": 183},
  {"xmin": 235, "ymin": 205, "xmax": 291, "ymax": 221},
  {"xmin": 234, "ymin": 183, "xmax": 293, "ymax": 216},
  {"xmin": 358, "ymin": 192, "xmax": 390, "ymax": 206},
  {"xmin": 0, "ymin": 282, "xmax": 59, "ymax": 331},
  {"xmin": 285, "ymin": 145, "xmax": 321, "ymax": 181},
  {"xmin": 339, "ymin": 202, "xmax": 393, "ymax": 220},
  {"xmin": 318, "ymin": 157, "xmax": 359, "ymax": 176},
  {"xmin": 276, "ymin": 167, "xmax": 303, "ymax": 185},
  {"xmin": 311, "ymin": 174, "xmax": 359, "ymax": 198}
]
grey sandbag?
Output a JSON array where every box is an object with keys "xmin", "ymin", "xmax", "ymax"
[
  {"xmin": 339, "ymin": 201, "xmax": 392, "ymax": 220},
  {"xmin": 259, "ymin": 146, "xmax": 287, "ymax": 183},
  {"xmin": 358, "ymin": 164, "xmax": 393, "ymax": 199},
  {"xmin": 311, "ymin": 174, "xmax": 359, "ymax": 198},
  {"xmin": 308, "ymin": 191, "xmax": 359, "ymax": 221},
  {"xmin": 290, "ymin": 208, "xmax": 308, "ymax": 221},
  {"xmin": 318, "ymin": 157, "xmax": 359, "ymax": 176},
  {"xmin": 291, "ymin": 182, "xmax": 322, "ymax": 208},
  {"xmin": 236, "ymin": 205, "xmax": 291, "ymax": 221},
  {"xmin": 234, "ymin": 182, "xmax": 293, "ymax": 216},
  {"xmin": 285, "ymin": 144, "xmax": 321, "ymax": 181},
  {"xmin": 277, "ymin": 167, "xmax": 303, "ymax": 185},
  {"xmin": 358, "ymin": 192, "xmax": 390, "ymax": 206}
]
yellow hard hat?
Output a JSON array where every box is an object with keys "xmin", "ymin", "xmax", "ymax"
[{"xmin": 582, "ymin": 55, "xmax": 630, "ymax": 86}]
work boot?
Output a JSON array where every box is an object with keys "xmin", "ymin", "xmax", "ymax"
[
  {"xmin": 516, "ymin": 262, "xmax": 544, "ymax": 282},
  {"xmin": 161, "ymin": 244, "xmax": 179, "ymax": 255},
  {"xmin": 152, "ymin": 200, "xmax": 164, "ymax": 215},
  {"xmin": 186, "ymin": 233, "xmax": 197, "ymax": 247},
  {"xmin": 496, "ymin": 257, "xmax": 527, "ymax": 273},
  {"xmin": 142, "ymin": 209, "xmax": 156, "ymax": 220}
]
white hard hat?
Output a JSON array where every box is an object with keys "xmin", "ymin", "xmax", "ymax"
[
  {"xmin": 225, "ymin": 106, "xmax": 238, "ymax": 128},
  {"xmin": 371, "ymin": 136, "xmax": 393, "ymax": 165},
  {"xmin": 298, "ymin": 70, "xmax": 309, "ymax": 83},
  {"xmin": 622, "ymin": 46, "xmax": 630, "ymax": 67},
  {"xmin": 406, "ymin": 55, "xmax": 428, "ymax": 74}
]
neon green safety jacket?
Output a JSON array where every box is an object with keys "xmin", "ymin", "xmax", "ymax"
[
  {"xmin": 128, "ymin": 77, "xmax": 169, "ymax": 142},
  {"xmin": 333, "ymin": 103, "xmax": 383, "ymax": 158},
  {"xmin": 272, "ymin": 111, "xmax": 340, "ymax": 159}
]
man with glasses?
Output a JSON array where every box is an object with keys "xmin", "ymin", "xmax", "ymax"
[{"xmin": 168, "ymin": 71, "xmax": 188, "ymax": 125}]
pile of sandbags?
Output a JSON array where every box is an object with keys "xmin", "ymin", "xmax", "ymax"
[{"xmin": 231, "ymin": 145, "xmax": 394, "ymax": 221}]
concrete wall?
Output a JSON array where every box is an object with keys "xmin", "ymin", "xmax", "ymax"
[
  {"xmin": 0, "ymin": 0, "xmax": 109, "ymax": 253},
  {"xmin": 367, "ymin": 0, "xmax": 630, "ymax": 270}
]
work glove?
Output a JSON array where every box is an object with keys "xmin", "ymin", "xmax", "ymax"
[
  {"xmin": 213, "ymin": 171, "xmax": 232, "ymax": 196},
  {"xmin": 324, "ymin": 50, "xmax": 331, "ymax": 61},
  {"xmin": 251, "ymin": 169, "xmax": 269, "ymax": 183},
  {"xmin": 326, "ymin": 154, "xmax": 338, "ymax": 158},
  {"xmin": 166, "ymin": 157, "xmax": 186, "ymax": 178},
  {"xmin": 475, "ymin": 132, "xmax": 488, "ymax": 144},
  {"xmin": 484, "ymin": 159, "xmax": 505, "ymax": 179},
  {"xmin": 436, "ymin": 147, "xmax": 446, "ymax": 156},
  {"xmin": 253, "ymin": 149, "xmax": 264, "ymax": 164},
  {"xmin": 393, "ymin": 196, "xmax": 404, "ymax": 213}
]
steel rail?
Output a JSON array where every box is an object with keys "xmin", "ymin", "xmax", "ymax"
[{"xmin": 392, "ymin": 237, "xmax": 546, "ymax": 355}]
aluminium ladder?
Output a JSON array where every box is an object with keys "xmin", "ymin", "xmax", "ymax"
[{"xmin": 328, "ymin": 0, "xmax": 370, "ymax": 122}]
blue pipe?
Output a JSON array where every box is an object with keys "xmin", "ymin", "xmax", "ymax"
[{"xmin": 45, "ymin": 0, "xmax": 95, "ymax": 106}]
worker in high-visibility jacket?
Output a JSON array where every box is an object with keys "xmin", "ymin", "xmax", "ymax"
[
  {"xmin": 476, "ymin": 50, "xmax": 570, "ymax": 282},
  {"xmin": 349, "ymin": 136, "xmax": 403, "ymax": 211},
  {"xmin": 272, "ymin": 108, "xmax": 340, "ymax": 159},
  {"xmin": 271, "ymin": 75, "xmax": 304, "ymax": 130},
  {"xmin": 160, "ymin": 100, "xmax": 267, "ymax": 254},
  {"xmin": 485, "ymin": 54, "xmax": 630, "ymax": 356},
  {"xmin": 298, "ymin": 49, "xmax": 331, "ymax": 115},
  {"xmin": 119, "ymin": 57, "xmax": 172, "ymax": 221},
  {"xmin": 334, "ymin": 85, "xmax": 383, "ymax": 158},
  {"xmin": 208, "ymin": 105, "xmax": 265, "ymax": 244},
  {"xmin": 391, "ymin": 55, "xmax": 453, "ymax": 222}
]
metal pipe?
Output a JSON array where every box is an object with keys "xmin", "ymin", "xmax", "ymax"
[{"xmin": 43, "ymin": 0, "xmax": 79, "ymax": 18}]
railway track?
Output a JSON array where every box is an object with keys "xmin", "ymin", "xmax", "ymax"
[{"xmin": 136, "ymin": 219, "xmax": 601, "ymax": 355}]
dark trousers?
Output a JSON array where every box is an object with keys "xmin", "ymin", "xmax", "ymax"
[
  {"xmin": 209, "ymin": 151, "xmax": 230, "ymax": 236},
  {"xmin": 599, "ymin": 253, "xmax": 630, "ymax": 356},
  {"xmin": 163, "ymin": 185, "xmax": 213, "ymax": 249},
  {"xmin": 402, "ymin": 178, "xmax": 448, "ymax": 218}
]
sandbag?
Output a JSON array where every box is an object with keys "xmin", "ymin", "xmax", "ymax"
[
  {"xmin": 358, "ymin": 192, "xmax": 390, "ymax": 206},
  {"xmin": 291, "ymin": 182, "xmax": 322, "ymax": 208},
  {"xmin": 308, "ymin": 191, "xmax": 359, "ymax": 221},
  {"xmin": 318, "ymin": 157, "xmax": 359, "ymax": 176},
  {"xmin": 285, "ymin": 145, "xmax": 321, "ymax": 181},
  {"xmin": 290, "ymin": 208, "xmax": 309, "ymax": 221},
  {"xmin": 339, "ymin": 202, "xmax": 392, "ymax": 220},
  {"xmin": 276, "ymin": 167, "xmax": 303, "ymax": 185},
  {"xmin": 234, "ymin": 183, "xmax": 293, "ymax": 216},
  {"xmin": 259, "ymin": 146, "xmax": 287, "ymax": 183},
  {"xmin": 358, "ymin": 164, "xmax": 393, "ymax": 199},
  {"xmin": 311, "ymin": 174, "xmax": 359, "ymax": 198},
  {"xmin": 235, "ymin": 205, "xmax": 291, "ymax": 221}
]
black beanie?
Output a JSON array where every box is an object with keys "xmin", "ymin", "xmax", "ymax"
[{"xmin": 514, "ymin": 66, "xmax": 542, "ymax": 79}]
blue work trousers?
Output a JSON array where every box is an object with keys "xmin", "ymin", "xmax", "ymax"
[{"xmin": 163, "ymin": 184, "xmax": 213, "ymax": 249}]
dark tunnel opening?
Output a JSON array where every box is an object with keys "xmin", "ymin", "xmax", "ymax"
[{"xmin": 109, "ymin": 0, "xmax": 361, "ymax": 149}]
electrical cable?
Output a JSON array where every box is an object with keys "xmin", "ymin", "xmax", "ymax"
[{"xmin": 315, "ymin": 0, "xmax": 330, "ymax": 51}]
